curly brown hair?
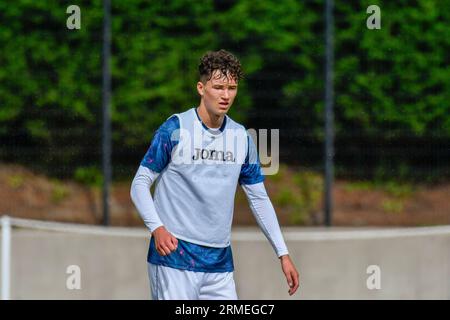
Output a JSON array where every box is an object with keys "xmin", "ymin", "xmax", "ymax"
[{"xmin": 198, "ymin": 49, "xmax": 244, "ymax": 83}]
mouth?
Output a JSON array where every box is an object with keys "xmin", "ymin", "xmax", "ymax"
[{"xmin": 219, "ymin": 102, "xmax": 229, "ymax": 107}]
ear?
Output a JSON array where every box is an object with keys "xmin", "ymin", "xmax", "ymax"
[{"xmin": 196, "ymin": 81, "xmax": 204, "ymax": 96}]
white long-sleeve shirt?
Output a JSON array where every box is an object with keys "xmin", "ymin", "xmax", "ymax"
[
  {"xmin": 131, "ymin": 108, "xmax": 289, "ymax": 260},
  {"xmin": 131, "ymin": 165, "xmax": 289, "ymax": 257}
]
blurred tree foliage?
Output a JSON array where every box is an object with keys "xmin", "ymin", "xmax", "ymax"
[{"xmin": 0, "ymin": 0, "xmax": 448, "ymax": 179}]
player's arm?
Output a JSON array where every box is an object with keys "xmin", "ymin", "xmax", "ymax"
[
  {"xmin": 130, "ymin": 165, "xmax": 163, "ymax": 232},
  {"xmin": 239, "ymin": 134, "xmax": 300, "ymax": 295},
  {"xmin": 241, "ymin": 182, "xmax": 300, "ymax": 295},
  {"xmin": 130, "ymin": 116, "xmax": 180, "ymax": 256},
  {"xmin": 130, "ymin": 166, "xmax": 178, "ymax": 256},
  {"xmin": 241, "ymin": 182, "xmax": 289, "ymax": 257}
]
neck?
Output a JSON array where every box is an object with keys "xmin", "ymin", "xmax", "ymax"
[{"xmin": 197, "ymin": 103, "xmax": 224, "ymax": 129}]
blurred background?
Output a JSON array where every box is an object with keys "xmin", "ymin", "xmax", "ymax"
[{"xmin": 0, "ymin": 0, "xmax": 449, "ymax": 299}]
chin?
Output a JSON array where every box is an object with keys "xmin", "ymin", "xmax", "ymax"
[{"xmin": 217, "ymin": 106, "xmax": 230, "ymax": 113}]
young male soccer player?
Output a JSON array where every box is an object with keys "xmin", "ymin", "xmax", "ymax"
[{"xmin": 130, "ymin": 49, "xmax": 299, "ymax": 300}]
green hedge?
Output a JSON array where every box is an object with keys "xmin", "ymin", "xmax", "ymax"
[{"xmin": 0, "ymin": 0, "xmax": 448, "ymax": 178}]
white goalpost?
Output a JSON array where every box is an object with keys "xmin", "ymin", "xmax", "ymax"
[{"xmin": 1, "ymin": 216, "xmax": 11, "ymax": 300}]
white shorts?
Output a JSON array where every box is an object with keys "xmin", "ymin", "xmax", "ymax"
[{"xmin": 147, "ymin": 263, "xmax": 238, "ymax": 300}]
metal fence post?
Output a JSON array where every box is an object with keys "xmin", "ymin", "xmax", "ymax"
[{"xmin": 324, "ymin": 0, "xmax": 335, "ymax": 226}]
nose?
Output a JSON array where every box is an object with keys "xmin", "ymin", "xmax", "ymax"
[{"xmin": 223, "ymin": 89, "xmax": 230, "ymax": 99}]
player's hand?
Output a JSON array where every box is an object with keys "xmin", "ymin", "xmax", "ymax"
[
  {"xmin": 280, "ymin": 255, "xmax": 300, "ymax": 296},
  {"xmin": 152, "ymin": 226, "xmax": 178, "ymax": 256}
]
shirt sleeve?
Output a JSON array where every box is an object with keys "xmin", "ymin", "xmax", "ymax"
[
  {"xmin": 241, "ymin": 182, "xmax": 289, "ymax": 258},
  {"xmin": 130, "ymin": 165, "xmax": 163, "ymax": 232},
  {"xmin": 140, "ymin": 115, "xmax": 180, "ymax": 173},
  {"xmin": 239, "ymin": 134, "xmax": 265, "ymax": 185}
]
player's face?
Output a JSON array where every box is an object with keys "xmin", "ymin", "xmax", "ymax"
[{"xmin": 198, "ymin": 70, "xmax": 238, "ymax": 116}]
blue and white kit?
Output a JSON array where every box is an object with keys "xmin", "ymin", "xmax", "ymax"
[{"xmin": 130, "ymin": 107, "xmax": 289, "ymax": 300}]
